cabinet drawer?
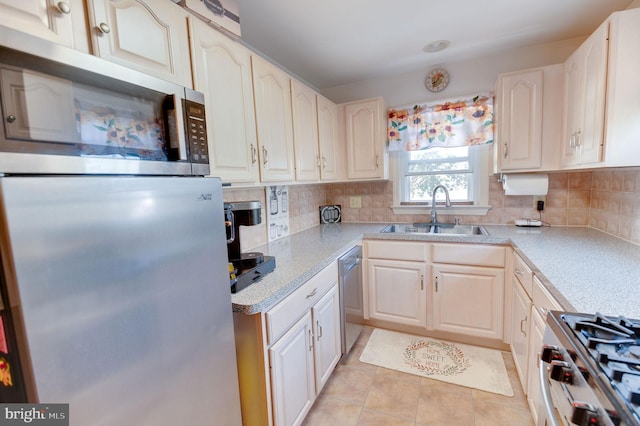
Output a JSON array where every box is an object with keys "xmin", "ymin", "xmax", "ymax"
[
  {"xmin": 365, "ymin": 239, "xmax": 429, "ymax": 262},
  {"xmin": 266, "ymin": 261, "xmax": 338, "ymax": 346},
  {"xmin": 532, "ymin": 276, "xmax": 562, "ymax": 317},
  {"xmin": 513, "ymin": 253, "xmax": 534, "ymax": 297},
  {"xmin": 432, "ymin": 243, "xmax": 505, "ymax": 267}
]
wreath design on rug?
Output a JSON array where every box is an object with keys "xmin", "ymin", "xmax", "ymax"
[{"xmin": 403, "ymin": 339, "xmax": 471, "ymax": 376}]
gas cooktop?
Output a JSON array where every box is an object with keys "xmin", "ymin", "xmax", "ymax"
[{"xmin": 561, "ymin": 312, "xmax": 640, "ymax": 424}]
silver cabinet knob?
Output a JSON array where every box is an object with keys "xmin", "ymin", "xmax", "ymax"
[
  {"xmin": 56, "ymin": 1, "xmax": 71, "ymax": 14},
  {"xmin": 6, "ymin": 115, "xmax": 16, "ymax": 123},
  {"xmin": 98, "ymin": 22, "xmax": 111, "ymax": 34}
]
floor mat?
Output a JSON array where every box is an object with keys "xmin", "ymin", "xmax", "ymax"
[{"xmin": 360, "ymin": 328, "xmax": 514, "ymax": 396}]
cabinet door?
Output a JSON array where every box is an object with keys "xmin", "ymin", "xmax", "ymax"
[
  {"xmin": 561, "ymin": 50, "xmax": 582, "ymax": 167},
  {"xmin": 189, "ymin": 19, "xmax": 259, "ymax": 183},
  {"xmin": 578, "ymin": 22, "xmax": 608, "ymax": 165},
  {"xmin": 251, "ymin": 55, "xmax": 296, "ymax": 182},
  {"xmin": 312, "ymin": 285, "xmax": 341, "ymax": 394},
  {"xmin": 562, "ymin": 22, "xmax": 608, "ymax": 167},
  {"xmin": 87, "ymin": 0, "xmax": 192, "ymax": 87},
  {"xmin": 511, "ymin": 278, "xmax": 531, "ymax": 391},
  {"xmin": 291, "ymin": 79, "xmax": 320, "ymax": 182},
  {"xmin": 345, "ymin": 98, "xmax": 386, "ymax": 179},
  {"xmin": 367, "ymin": 259, "xmax": 427, "ymax": 328},
  {"xmin": 316, "ymin": 94, "xmax": 339, "ymax": 181},
  {"xmin": 498, "ymin": 69, "xmax": 543, "ymax": 170},
  {"xmin": 269, "ymin": 312, "xmax": 315, "ymax": 426},
  {"xmin": 526, "ymin": 307, "xmax": 546, "ymax": 425},
  {"xmin": 0, "ymin": 0, "xmax": 87, "ymax": 50},
  {"xmin": 432, "ymin": 264, "xmax": 504, "ymax": 339}
]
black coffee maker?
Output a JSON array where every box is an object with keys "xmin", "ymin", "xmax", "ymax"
[{"xmin": 224, "ymin": 201, "xmax": 275, "ymax": 293}]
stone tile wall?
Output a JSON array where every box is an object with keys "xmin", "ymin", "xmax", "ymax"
[{"xmin": 223, "ymin": 167, "xmax": 640, "ymax": 250}]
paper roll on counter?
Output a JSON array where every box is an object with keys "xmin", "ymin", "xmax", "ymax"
[{"xmin": 502, "ymin": 173, "xmax": 548, "ymax": 195}]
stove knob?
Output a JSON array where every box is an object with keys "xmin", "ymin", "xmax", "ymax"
[
  {"xmin": 550, "ymin": 360, "xmax": 573, "ymax": 384},
  {"xmin": 541, "ymin": 344, "xmax": 564, "ymax": 363},
  {"xmin": 571, "ymin": 401, "xmax": 600, "ymax": 426},
  {"xmin": 577, "ymin": 365, "xmax": 591, "ymax": 382}
]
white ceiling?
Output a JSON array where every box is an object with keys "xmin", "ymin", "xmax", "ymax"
[{"xmin": 237, "ymin": 0, "xmax": 633, "ymax": 89}]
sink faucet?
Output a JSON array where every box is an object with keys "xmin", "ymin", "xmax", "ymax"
[{"xmin": 430, "ymin": 185, "xmax": 451, "ymax": 224}]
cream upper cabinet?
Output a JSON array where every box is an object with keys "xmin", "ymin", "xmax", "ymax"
[
  {"xmin": 251, "ymin": 55, "xmax": 296, "ymax": 182},
  {"xmin": 0, "ymin": 0, "xmax": 89, "ymax": 52},
  {"xmin": 316, "ymin": 94, "xmax": 339, "ymax": 181},
  {"xmin": 343, "ymin": 97, "xmax": 388, "ymax": 180},
  {"xmin": 561, "ymin": 20, "xmax": 608, "ymax": 167},
  {"xmin": 494, "ymin": 65, "xmax": 563, "ymax": 173},
  {"xmin": 189, "ymin": 18, "xmax": 259, "ymax": 183},
  {"xmin": 86, "ymin": 0, "xmax": 192, "ymax": 88},
  {"xmin": 600, "ymin": 8, "xmax": 640, "ymax": 167},
  {"xmin": 291, "ymin": 79, "xmax": 320, "ymax": 182},
  {"xmin": 496, "ymin": 69, "xmax": 543, "ymax": 170}
]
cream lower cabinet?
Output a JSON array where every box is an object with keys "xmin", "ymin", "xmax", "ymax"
[
  {"xmin": 363, "ymin": 240, "xmax": 430, "ymax": 329},
  {"xmin": 431, "ymin": 244, "xmax": 506, "ymax": 340},
  {"xmin": 367, "ymin": 258, "xmax": 428, "ymax": 328},
  {"xmin": 511, "ymin": 276, "xmax": 532, "ymax": 390},
  {"xmin": 510, "ymin": 252, "xmax": 534, "ymax": 389},
  {"xmin": 86, "ymin": 0, "xmax": 193, "ymax": 87},
  {"xmin": 269, "ymin": 311, "xmax": 315, "ymax": 426},
  {"xmin": 234, "ymin": 261, "xmax": 340, "ymax": 426},
  {"xmin": 432, "ymin": 264, "xmax": 505, "ymax": 340},
  {"xmin": 526, "ymin": 304, "xmax": 546, "ymax": 425},
  {"xmin": 526, "ymin": 276, "xmax": 562, "ymax": 424}
]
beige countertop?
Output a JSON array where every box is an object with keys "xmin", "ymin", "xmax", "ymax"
[{"xmin": 231, "ymin": 223, "xmax": 640, "ymax": 318}]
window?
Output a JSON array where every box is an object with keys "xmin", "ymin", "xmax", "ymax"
[
  {"xmin": 404, "ymin": 146, "xmax": 473, "ymax": 203},
  {"xmin": 390, "ymin": 144, "xmax": 491, "ymax": 215}
]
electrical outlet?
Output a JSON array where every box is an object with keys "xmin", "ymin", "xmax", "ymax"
[
  {"xmin": 534, "ymin": 195, "xmax": 546, "ymax": 210},
  {"xmin": 349, "ymin": 196, "xmax": 362, "ymax": 209}
]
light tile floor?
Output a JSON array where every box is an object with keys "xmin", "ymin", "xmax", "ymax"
[{"xmin": 303, "ymin": 327, "xmax": 534, "ymax": 426}]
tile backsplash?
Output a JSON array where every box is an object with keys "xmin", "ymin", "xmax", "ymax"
[{"xmin": 223, "ymin": 167, "xmax": 640, "ymax": 250}]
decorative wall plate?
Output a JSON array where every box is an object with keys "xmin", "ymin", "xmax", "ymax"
[{"xmin": 425, "ymin": 68, "xmax": 449, "ymax": 92}]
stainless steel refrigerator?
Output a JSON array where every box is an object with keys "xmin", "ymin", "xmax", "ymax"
[{"xmin": 0, "ymin": 176, "xmax": 242, "ymax": 425}]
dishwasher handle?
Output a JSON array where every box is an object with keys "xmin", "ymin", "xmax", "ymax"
[{"xmin": 344, "ymin": 257, "xmax": 361, "ymax": 272}]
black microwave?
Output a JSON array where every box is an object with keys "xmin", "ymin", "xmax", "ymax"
[{"xmin": 0, "ymin": 26, "xmax": 208, "ymax": 176}]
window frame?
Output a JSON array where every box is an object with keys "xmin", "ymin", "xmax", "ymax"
[
  {"xmin": 390, "ymin": 144, "xmax": 491, "ymax": 216},
  {"xmin": 403, "ymin": 146, "xmax": 474, "ymax": 204}
]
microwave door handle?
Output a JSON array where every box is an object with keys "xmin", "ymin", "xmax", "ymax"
[
  {"xmin": 163, "ymin": 94, "xmax": 188, "ymax": 162},
  {"xmin": 539, "ymin": 361, "xmax": 561, "ymax": 426}
]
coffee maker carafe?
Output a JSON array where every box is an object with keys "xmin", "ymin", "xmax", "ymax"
[{"xmin": 224, "ymin": 201, "xmax": 275, "ymax": 293}]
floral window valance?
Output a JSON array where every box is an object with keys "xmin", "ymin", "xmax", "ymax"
[{"xmin": 388, "ymin": 94, "xmax": 494, "ymax": 151}]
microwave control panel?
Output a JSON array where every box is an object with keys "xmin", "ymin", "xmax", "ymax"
[{"xmin": 184, "ymin": 100, "xmax": 208, "ymax": 164}]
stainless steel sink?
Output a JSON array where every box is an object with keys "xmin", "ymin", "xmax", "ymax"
[{"xmin": 381, "ymin": 223, "xmax": 487, "ymax": 236}]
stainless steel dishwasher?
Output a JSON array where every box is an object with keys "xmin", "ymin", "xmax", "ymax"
[{"xmin": 338, "ymin": 245, "xmax": 364, "ymax": 356}]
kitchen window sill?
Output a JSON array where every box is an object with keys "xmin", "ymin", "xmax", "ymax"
[{"xmin": 390, "ymin": 205, "xmax": 492, "ymax": 216}]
